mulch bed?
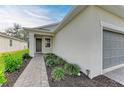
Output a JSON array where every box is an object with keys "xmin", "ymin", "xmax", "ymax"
[
  {"xmin": 2, "ymin": 58, "xmax": 31, "ymax": 87},
  {"xmin": 46, "ymin": 65, "xmax": 124, "ymax": 87},
  {"xmin": 93, "ymin": 75, "xmax": 124, "ymax": 87}
]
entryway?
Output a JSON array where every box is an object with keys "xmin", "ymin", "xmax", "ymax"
[{"xmin": 36, "ymin": 38, "xmax": 42, "ymax": 53}]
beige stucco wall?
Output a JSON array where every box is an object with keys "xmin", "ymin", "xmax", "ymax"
[
  {"xmin": 53, "ymin": 6, "xmax": 124, "ymax": 78},
  {"xmin": 95, "ymin": 6, "xmax": 124, "ymax": 28},
  {"xmin": 53, "ymin": 6, "xmax": 100, "ymax": 78},
  {"xmin": 0, "ymin": 36, "xmax": 27, "ymax": 53}
]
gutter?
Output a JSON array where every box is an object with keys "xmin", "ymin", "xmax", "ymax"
[{"xmin": 23, "ymin": 28, "xmax": 55, "ymax": 36}]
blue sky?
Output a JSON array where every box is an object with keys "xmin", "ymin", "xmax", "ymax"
[{"xmin": 0, "ymin": 5, "xmax": 72, "ymax": 32}]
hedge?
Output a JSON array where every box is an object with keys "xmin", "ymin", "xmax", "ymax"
[{"xmin": 0, "ymin": 49, "xmax": 29, "ymax": 84}]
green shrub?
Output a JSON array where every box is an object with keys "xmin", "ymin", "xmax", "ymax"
[
  {"xmin": 0, "ymin": 61, "xmax": 7, "ymax": 84},
  {"xmin": 64, "ymin": 63, "xmax": 80, "ymax": 75},
  {"xmin": 44, "ymin": 53, "xmax": 57, "ymax": 62},
  {"xmin": 52, "ymin": 67, "xmax": 65, "ymax": 81},
  {"xmin": 0, "ymin": 49, "xmax": 28, "ymax": 84},
  {"xmin": 46, "ymin": 59, "xmax": 56, "ymax": 67},
  {"xmin": 44, "ymin": 53, "xmax": 57, "ymax": 67},
  {"xmin": 0, "ymin": 69, "xmax": 7, "ymax": 84},
  {"xmin": 1, "ymin": 49, "xmax": 29, "ymax": 72},
  {"xmin": 44, "ymin": 53, "xmax": 66, "ymax": 67},
  {"xmin": 22, "ymin": 53, "xmax": 30, "ymax": 60},
  {"xmin": 3, "ymin": 54, "xmax": 22, "ymax": 72},
  {"xmin": 55, "ymin": 58, "xmax": 66, "ymax": 65}
]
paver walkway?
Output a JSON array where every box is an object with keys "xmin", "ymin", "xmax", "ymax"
[{"xmin": 14, "ymin": 54, "xmax": 49, "ymax": 87}]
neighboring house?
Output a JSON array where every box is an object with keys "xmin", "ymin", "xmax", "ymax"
[
  {"xmin": 0, "ymin": 32, "xmax": 27, "ymax": 52},
  {"xmin": 24, "ymin": 5, "xmax": 124, "ymax": 79}
]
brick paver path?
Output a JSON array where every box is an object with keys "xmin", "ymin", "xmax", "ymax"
[{"xmin": 14, "ymin": 54, "xmax": 49, "ymax": 87}]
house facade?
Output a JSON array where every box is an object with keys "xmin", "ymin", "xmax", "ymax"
[
  {"xmin": 24, "ymin": 5, "xmax": 124, "ymax": 78},
  {"xmin": 0, "ymin": 32, "xmax": 28, "ymax": 52},
  {"xmin": 24, "ymin": 23, "xmax": 58, "ymax": 56}
]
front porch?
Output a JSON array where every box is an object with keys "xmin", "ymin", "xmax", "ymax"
[{"xmin": 29, "ymin": 32, "xmax": 54, "ymax": 57}]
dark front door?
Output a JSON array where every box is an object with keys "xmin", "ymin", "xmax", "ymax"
[{"xmin": 36, "ymin": 38, "xmax": 42, "ymax": 52}]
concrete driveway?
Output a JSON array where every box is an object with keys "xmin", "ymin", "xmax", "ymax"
[{"xmin": 104, "ymin": 67, "xmax": 124, "ymax": 85}]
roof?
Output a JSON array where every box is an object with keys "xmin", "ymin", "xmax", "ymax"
[
  {"xmin": 23, "ymin": 22, "xmax": 59, "ymax": 33},
  {"xmin": 33, "ymin": 22, "xmax": 59, "ymax": 31},
  {"xmin": 53, "ymin": 5, "xmax": 124, "ymax": 33},
  {"xmin": 24, "ymin": 5, "xmax": 124, "ymax": 34},
  {"xmin": 53, "ymin": 5, "xmax": 88, "ymax": 33},
  {"xmin": 0, "ymin": 32, "xmax": 26, "ymax": 42}
]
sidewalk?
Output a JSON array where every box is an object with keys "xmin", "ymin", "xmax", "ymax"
[{"xmin": 14, "ymin": 54, "xmax": 49, "ymax": 87}]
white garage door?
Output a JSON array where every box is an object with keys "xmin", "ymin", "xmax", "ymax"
[{"xmin": 103, "ymin": 30, "xmax": 124, "ymax": 69}]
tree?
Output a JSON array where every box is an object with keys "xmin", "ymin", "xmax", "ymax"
[{"xmin": 5, "ymin": 23, "xmax": 28, "ymax": 41}]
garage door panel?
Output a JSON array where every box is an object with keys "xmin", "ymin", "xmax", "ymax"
[
  {"xmin": 103, "ymin": 58, "xmax": 110, "ymax": 69},
  {"xmin": 103, "ymin": 30, "xmax": 124, "ymax": 69},
  {"xmin": 103, "ymin": 57, "xmax": 119, "ymax": 69},
  {"xmin": 111, "ymin": 49, "xmax": 119, "ymax": 57},
  {"xmin": 103, "ymin": 49, "xmax": 112, "ymax": 58},
  {"xmin": 103, "ymin": 40, "xmax": 111, "ymax": 49},
  {"xmin": 119, "ymin": 56, "xmax": 124, "ymax": 64},
  {"xmin": 110, "ymin": 57, "xmax": 119, "ymax": 66}
]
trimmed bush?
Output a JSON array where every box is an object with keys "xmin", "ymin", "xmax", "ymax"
[
  {"xmin": 52, "ymin": 67, "xmax": 65, "ymax": 81},
  {"xmin": 4, "ymin": 54, "xmax": 22, "ymax": 72},
  {"xmin": 0, "ymin": 61, "xmax": 7, "ymax": 84},
  {"xmin": 0, "ymin": 69, "xmax": 7, "ymax": 84},
  {"xmin": 44, "ymin": 53, "xmax": 66, "ymax": 67},
  {"xmin": 46, "ymin": 59, "xmax": 56, "ymax": 67},
  {"xmin": 64, "ymin": 63, "xmax": 80, "ymax": 75},
  {"xmin": 22, "ymin": 53, "xmax": 30, "ymax": 60},
  {"xmin": 44, "ymin": 53, "xmax": 57, "ymax": 67},
  {"xmin": 55, "ymin": 58, "xmax": 66, "ymax": 65},
  {"xmin": 0, "ymin": 49, "xmax": 29, "ymax": 84},
  {"xmin": 44, "ymin": 53, "xmax": 57, "ymax": 61},
  {"xmin": 1, "ymin": 49, "xmax": 29, "ymax": 72}
]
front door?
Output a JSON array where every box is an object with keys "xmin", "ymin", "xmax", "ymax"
[{"xmin": 36, "ymin": 38, "xmax": 42, "ymax": 52}]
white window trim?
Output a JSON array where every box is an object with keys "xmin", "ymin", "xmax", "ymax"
[
  {"xmin": 101, "ymin": 21, "xmax": 124, "ymax": 34},
  {"xmin": 45, "ymin": 38, "xmax": 51, "ymax": 48}
]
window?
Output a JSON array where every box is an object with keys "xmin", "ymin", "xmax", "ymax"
[
  {"xmin": 45, "ymin": 38, "xmax": 50, "ymax": 48},
  {"xmin": 10, "ymin": 39, "xmax": 12, "ymax": 47}
]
